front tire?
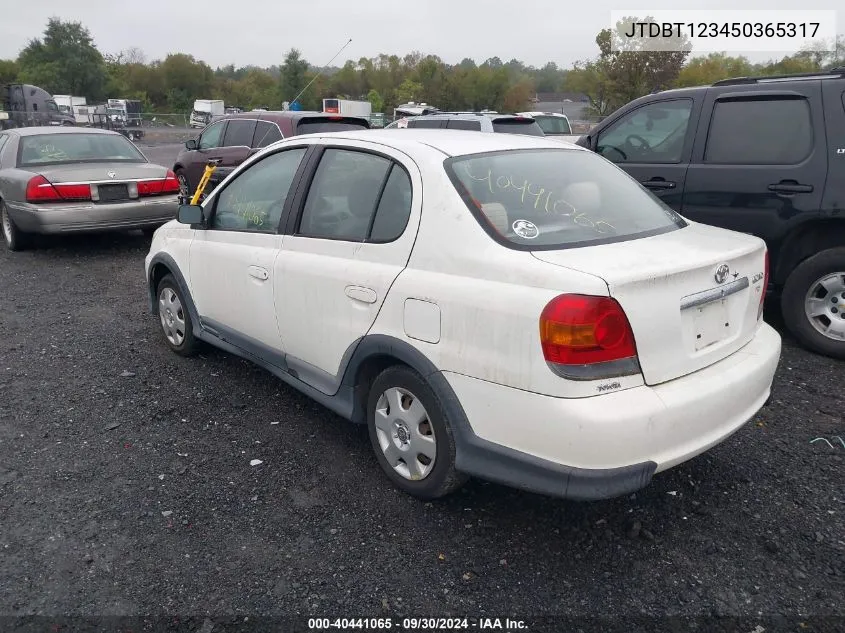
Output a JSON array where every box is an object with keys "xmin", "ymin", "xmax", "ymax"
[
  {"xmin": 781, "ymin": 247, "xmax": 845, "ymax": 359},
  {"xmin": 156, "ymin": 274, "xmax": 199, "ymax": 356},
  {"xmin": 367, "ymin": 366, "xmax": 467, "ymax": 500},
  {"xmin": 1, "ymin": 200, "xmax": 31, "ymax": 252}
]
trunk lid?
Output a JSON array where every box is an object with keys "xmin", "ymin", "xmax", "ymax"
[
  {"xmin": 37, "ymin": 162, "xmax": 164, "ymax": 184},
  {"xmin": 532, "ymin": 222, "xmax": 768, "ymax": 385}
]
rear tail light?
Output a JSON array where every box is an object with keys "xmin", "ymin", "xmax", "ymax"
[
  {"xmin": 758, "ymin": 250, "xmax": 769, "ymax": 321},
  {"xmin": 137, "ymin": 170, "xmax": 180, "ymax": 196},
  {"xmin": 25, "ymin": 175, "xmax": 91, "ymax": 202},
  {"xmin": 540, "ymin": 294, "xmax": 640, "ymax": 378}
]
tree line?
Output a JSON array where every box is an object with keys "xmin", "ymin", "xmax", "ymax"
[{"xmin": 1, "ymin": 18, "xmax": 843, "ymax": 118}]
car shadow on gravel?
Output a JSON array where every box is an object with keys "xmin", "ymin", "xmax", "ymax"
[{"xmin": 18, "ymin": 230, "xmax": 151, "ymax": 256}]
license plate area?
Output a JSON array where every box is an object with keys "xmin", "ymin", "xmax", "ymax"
[
  {"xmin": 691, "ymin": 299, "xmax": 731, "ymax": 351},
  {"xmin": 94, "ymin": 183, "xmax": 130, "ymax": 202}
]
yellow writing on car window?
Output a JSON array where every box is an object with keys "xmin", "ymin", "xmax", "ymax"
[
  {"xmin": 226, "ymin": 193, "xmax": 268, "ymax": 229},
  {"xmin": 461, "ymin": 164, "xmax": 617, "ymax": 234}
]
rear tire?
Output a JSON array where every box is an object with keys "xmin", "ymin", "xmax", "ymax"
[
  {"xmin": 156, "ymin": 274, "xmax": 199, "ymax": 356},
  {"xmin": 781, "ymin": 247, "xmax": 845, "ymax": 359},
  {"xmin": 1, "ymin": 200, "xmax": 31, "ymax": 252},
  {"xmin": 367, "ymin": 366, "xmax": 468, "ymax": 500}
]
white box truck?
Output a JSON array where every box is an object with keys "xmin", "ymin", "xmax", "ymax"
[
  {"xmin": 322, "ymin": 98, "xmax": 372, "ymax": 119},
  {"xmin": 54, "ymin": 95, "xmax": 90, "ymax": 124},
  {"xmin": 190, "ymin": 99, "xmax": 224, "ymax": 128}
]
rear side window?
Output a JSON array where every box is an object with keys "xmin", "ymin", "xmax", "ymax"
[
  {"xmin": 223, "ymin": 119, "xmax": 257, "ymax": 147},
  {"xmin": 294, "ymin": 117, "xmax": 369, "ymax": 135},
  {"xmin": 0, "ymin": 134, "xmax": 8, "ymax": 156},
  {"xmin": 704, "ymin": 97, "xmax": 812, "ymax": 165},
  {"xmin": 370, "ymin": 165, "xmax": 413, "ymax": 242},
  {"xmin": 446, "ymin": 119, "xmax": 482, "ymax": 131},
  {"xmin": 491, "ymin": 119, "xmax": 544, "ymax": 136},
  {"xmin": 408, "ymin": 118, "xmax": 445, "ymax": 129},
  {"xmin": 298, "ymin": 149, "xmax": 392, "ymax": 241},
  {"xmin": 253, "ymin": 121, "xmax": 283, "ymax": 147},
  {"xmin": 445, "ymin": 149, "xmax": 685, "ymax": 250}
]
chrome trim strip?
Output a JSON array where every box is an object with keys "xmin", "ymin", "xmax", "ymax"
[{"xmin": 681, "ymin": 277, "xmax": 749, "ymax": 310}]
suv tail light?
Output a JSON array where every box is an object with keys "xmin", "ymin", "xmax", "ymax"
[
  {"xmin": 540, "ymin": 294, "xmax": 640, "ymax": 378},
  {"xmin": 25, "ymin": 175, "xmax": 91, "ymax": 202},
  {"xmin": 137, "ymin": 170, "xmax": 180, "ymax": 196},
  {"xmin": 758, "ymin": 250, "xmax": 769, "ymax": 321}
]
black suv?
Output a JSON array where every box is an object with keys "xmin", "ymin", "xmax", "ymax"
[{"xmin": 577, "ymin": 69, "xmax": 845, "ymax": 359}]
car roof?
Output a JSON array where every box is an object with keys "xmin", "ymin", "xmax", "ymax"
[
  {"xmin": 518, "ymin": 111, "xmax": 569, "ymax": 118},
  {"xmin": 221, "ymin": 110, "xmax": 367, "ymax": 122},
  {"xmin": 7, "ymin": 126, "xmax": 121, "ymax": 137},
  {"xmin": 412, "ymin": 112, "xmax": 532, "ymax": 121},
  {"xmin": 304, "ymin": 128, "xmax": 584, "ymax": 157}
]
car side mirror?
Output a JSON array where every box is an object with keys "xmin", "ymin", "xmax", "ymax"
[
  {"xmin": 185, "ymin": 139, "xmax": 198, "ymax": 150},
  {"xmin": 177, "ymin": 204, "xmax": 204, "ymax": 226}
]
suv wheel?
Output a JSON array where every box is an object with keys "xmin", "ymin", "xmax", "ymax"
[
  {"xmin": 781, "ymin": 247, "xmax": 845, "ymax": 359},
  {"xmin": 156, "ymin": 274, "xmax": 199, "ymax": 356},
  {"xmin": 367, "ymin": 366, "xmax": 467, "ymax": 500},
  {"xmin": 1, "ymin": 200, "xmax": 31, "ymax": 251}
]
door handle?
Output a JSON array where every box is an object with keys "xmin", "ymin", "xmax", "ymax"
[
  {"xmin": 248, "ymin": 265, "xmax": 269, "ymax": 280},
  {"xmin": 345, "ymin": 285, "xmax": 377, "ymax": 304},
  {"xmin": 768, "ymin": 181, "xmax": 813, "ymax": 194},
  {"xmin": 642, "ymin": 178, "xmax": 676, "ymax": 189}
]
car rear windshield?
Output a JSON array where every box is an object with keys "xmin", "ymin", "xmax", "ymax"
[
  {"xmin": 491, "ymin": 119, "xmax": 545, "ymax": 136},
  {"xmin": 18, "ymin": 133, "xmax": 146, "ymax": 167},
  {"xmin": 534, "ymin": 116, "xmax": 572, "ymax": 135},
  {"xmin": 445, "ymin": 149, "xmax": 686, "ymax": 250},
  {"xmin": 294, "ymin": 117, "xmax": 369, "ymax": 135}
]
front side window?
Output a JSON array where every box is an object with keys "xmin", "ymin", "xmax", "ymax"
[
  {"xmin": 211, "ymin": 148, "xmax": 306, "ymax": 232},
  {"xmin": 47, "ymin": 101, "xmax": 59, "ymax": 113},
  {"xmin": 704, "ymin": 97, "xmax": 812, "ymax": 165},
  {"xmin": 597, "ymin": 99, "xmax": 692, "ymax": 164},
  {"xmin": 298, "ymin": 149, "xmax": 393, "ymax": 241},
  {"xmin": 199, "ymin": 121, "xmax": 226, "ymax": 149},
  {"xmin": 534, "ymin": 116, "xmax": 572, "ymax": 135},
  {"xmin": 446, "ymin": 149, "xmax": 686, "ymax": 250},
  {"xmin": 222, "ymin": 119, "xmax": 256, "ymax": 147},
  {"xmin": 17, "ymin": 133, "xmax": 146, "ymax": 167}
]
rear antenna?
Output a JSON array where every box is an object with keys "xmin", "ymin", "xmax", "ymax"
[{"xmin": 290, "ymin": 38, "xmax": 352, "ymax": 108}]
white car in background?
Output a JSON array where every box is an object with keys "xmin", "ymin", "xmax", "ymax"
[
  {"xmin": 517, "ymin": 111, "xmax": 583, "ymax": 143},
  {"xmin": 145, "ymin": 129, "xmax": 781, "ymax": 501}
]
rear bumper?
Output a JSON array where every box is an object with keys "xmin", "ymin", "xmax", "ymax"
[
  {"xmin": 443, "ymin": 322, "xmax": 781, "ymax": 500},
  {"xmin": 6, "ymin": 197, "xmax": 178, "ymax": 234}
]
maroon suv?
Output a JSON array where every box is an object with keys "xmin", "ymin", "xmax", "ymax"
[{"xmin": 173, "ymin": 111, "xmax": 370, "ymax": 196}]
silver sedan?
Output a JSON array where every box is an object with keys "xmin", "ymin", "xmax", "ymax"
[{"xmin": 0, "ymin": 127, "xmax": 180, "ymax": 251}]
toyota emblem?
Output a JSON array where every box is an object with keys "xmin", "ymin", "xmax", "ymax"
[{"xmin": 714, "ymin": 263, "xmax": 730, "ymax": 284}]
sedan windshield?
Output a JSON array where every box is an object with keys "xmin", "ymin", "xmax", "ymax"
[
  {"xmin": 445, "ymin": 148, "xmax": 686, "ymax": 250},
  {"xmin": 18, "ymin": 133, "xmax": 146, "ymax": 167}
]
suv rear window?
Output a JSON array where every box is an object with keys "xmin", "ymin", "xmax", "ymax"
[
  {"xmin": 534, "ymin": 116, "xmax": 572, "ymax": 135},
  {"xmin": 293, "ymin": 117, "xmax": 369, "ymax": 135},
  {"xmin": 407, "ymin": 118, "xmax": 445, "ymax": 129},
  {"xmin": 491, "ymin": 119, "xmax": 544, "ymax": 136},
  {"xmin": 445, "ymin": 149, "xmax": 685, "ymax": 250}
]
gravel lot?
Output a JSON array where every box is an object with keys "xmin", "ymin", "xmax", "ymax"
[{"xmin": 0, "ymin": 147, "xmax": 843, "ymax": 631}]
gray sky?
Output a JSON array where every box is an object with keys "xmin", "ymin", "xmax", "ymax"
[{"xmin": 1, "ymin": 0, "xmax": 841, "ymax": 69}]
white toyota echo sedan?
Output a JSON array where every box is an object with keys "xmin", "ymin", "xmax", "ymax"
[{"xmin": 145, "ymin": 129, "xmax": 782, "ymax": 501}]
